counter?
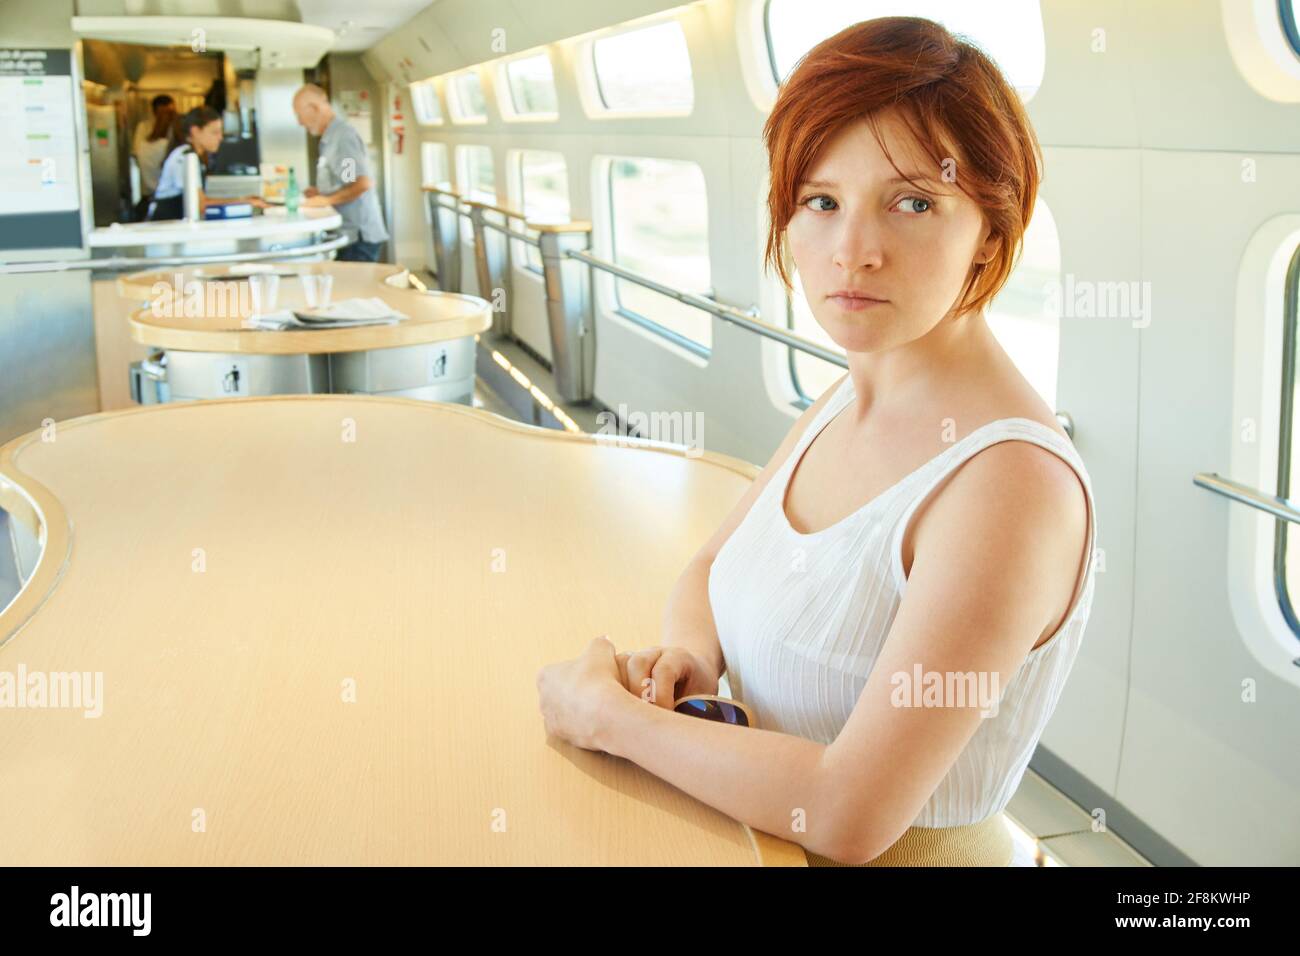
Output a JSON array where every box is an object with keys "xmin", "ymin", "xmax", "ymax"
[
  {"xmin": 0, "ymin": 396, "xmax": 804, "ymax": 866},
  {"xmin": 88, "ymin": 206, "xmax": 342, "ymax": 251}
]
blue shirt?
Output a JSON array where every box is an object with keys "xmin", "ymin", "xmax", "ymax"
[
  {"xmin": 153, "ymin": 145, "xmax": 203, "ymax": 200},
  {"xmin": 316, "ymin": 115, "xmax": 388, "ymax": 244}
]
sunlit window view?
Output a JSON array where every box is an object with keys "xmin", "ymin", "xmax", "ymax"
[
  {"xmin": 410, "ymin": 79, "xmax": 442, "ymax": 124},
  {"xmin": 986, "ymin": 200, "xmax": 1061, "ymax": 408},
  {"xmin": 786, "ymin": 200, "xmax": 1060, "ymax": 408},
  {"xmin": 787, "ymin": 272, "xmax": 845, "ymax": 403},
  {"xmin": 608, "ymin": 157, "xmax": 711, "ymax": 351},
  {"xmin": 516, "ymin": 150, "xmax": 570, "ymax": 272},
  {"xmin": 592, "ymin": 20, "xmax": 694, "ymax": 113},
  {"xmin": 765, "ymin": 0, "xmax": 1045, "ymax": 99},
  {"xmin": 421, "ymin": 142, "xmax": 449, "ymax": 187},
  {"xmin": 449, "ymin": 70, "xmax": 487, "ymax": 121},
  {"xmin": 505, "ymin": 53, "xmax": 559, "ymax": 116},
  {"xmin": 455, "ymin": 144, "xmax": 495, "ymax": 204}
]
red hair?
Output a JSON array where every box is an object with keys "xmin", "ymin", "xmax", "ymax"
[{"xmin": 762, "ymin": 16, "xmax": 1043, "ymax": 318}]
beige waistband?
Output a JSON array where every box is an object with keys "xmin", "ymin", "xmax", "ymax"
[{"xmin": 804, "ymin": 813, "xmax": 1015, "ymax": 867}]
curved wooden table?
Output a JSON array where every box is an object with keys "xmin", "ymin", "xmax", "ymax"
[
  {"xmin": 0, "ymin": 397, "xmax": 805, "ymax": 866},
  {"xmin": 122, "ymin": 261, "xmax": 491, "ymax": 354}
]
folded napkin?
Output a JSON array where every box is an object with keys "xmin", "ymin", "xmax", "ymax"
[
  {"xmin": 241, "ymin": 297, "xmax": 408, "ymax": 330},
  {"xmin": 294, "ymin": 297, "xmax": 408, "ymax": 325}
]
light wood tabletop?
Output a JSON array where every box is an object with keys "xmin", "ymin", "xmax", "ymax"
[
  {"xmin": 0, "ymin": 397, "xmax": 807, "ymax": 866},
  {"xmin": 121, "ymin": 261, "xmax": 492, "ymax": 354}
]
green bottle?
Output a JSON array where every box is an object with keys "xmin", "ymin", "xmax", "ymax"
[{"xmin": 286, "ymin": 166, "xmax": 300, "ymax": 215}]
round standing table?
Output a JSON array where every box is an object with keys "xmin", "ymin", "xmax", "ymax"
[
  {"xmin": 120, "ymin": 262, "xmax": 491, "ymax": 404},
  {"xmin": 0, "ymin": 397, "xmax": 806, "ymax": 866}
]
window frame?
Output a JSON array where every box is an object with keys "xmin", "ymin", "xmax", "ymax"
[
  {"xmin": 589, "ymin": 19, "xmax": 696, "ymax": 116},
  {"xmin": 1281, "ymin": 0, "xmax": 1300, "ymax": 58},
  {"xmin": 605, "ymin": 157, "xmax": 712, "ymax": 358},
  {"xmin": 1273, "ymin": 242, "xmax": 1300, "ymax": 638},
  {"xmin": 760, "ymin": 0, "xmax": 1045, "ymax": 99},
  {"xmin": 410, "ymin": 79, "xmax": 444, "ymax": 126},
  {"xmin": 500, "ymin": 52, "xmax": 559, "ymax": 121},
  {"xmin": 420, "ymin": 141, "xmax": 450, "ymax": 188},
  {"xmin": 455, "ymin": 144, "xmax": 496, "ymax": 207},
  {"xmin": 513, "ymin": 149, "xmax": 570, "ymax": 276},
  {"xmin": 447, "ymin": 70, "xmax": 488, "ymax": 124}
]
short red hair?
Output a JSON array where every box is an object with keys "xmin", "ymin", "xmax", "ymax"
[{"xmin": 762, "ymin": 16, "xmax": 1043, "ymax": 318}]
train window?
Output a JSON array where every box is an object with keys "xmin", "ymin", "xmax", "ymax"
[
  {"xmin": 786, "ymin": 270, "xmax": 845, "ymax": 404},
  {"xmin": 592, "ymin": 21, "xmax": 694, "ymax": 114},
  {"xmin": 421, "ymin": 142, "xmax": 450, "ymax": 188},
  {"xmin": 514, "ymin": 150, "xmax": 570, "ymax": 273},
  {"xmin": 1283, "ymin": 0, "xmax": 1300, "ymax": 56},
  {"xmin": 410, "ymin": 80, "xmax": 443, "ymax": 125},
  {"xmin": 448, "ymin": 70, "xmax": 488, "ymax": 123},
  {"xmin": 986, "ymin": 199, "xmax": 1062, "ymax": 408},
  {"xmin": 503, "ymin": 53, "xmax": 559, "ymax": 118},
  {"xmin": 1277, "ymin": 247, "xmax": 1300, "ymax": 637},
  {"xmin": 455, "ymin": 145, "xmax": 496, "ymax": 203},
  {"xmin": 608, "ymin": 157, "xmax": 712, "ymax": 353},
  {"xmin": 763, "ymin": 0, "xmax": 1045, "ymax": 100},
  {"xmin": 785, "ymin": 199, "xmax": 1061, "ymax": 408}
]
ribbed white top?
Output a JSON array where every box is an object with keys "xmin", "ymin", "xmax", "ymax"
[{"xmin": 708, "ymin": 375, "xmax": 1098, "ymax": 827}]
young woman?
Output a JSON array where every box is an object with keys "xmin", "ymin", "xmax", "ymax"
[
  {"xmin": 536, "ymin": 16, "xmax": 1098, "ymax": 867},
  {"xmin": 147, "ymin": 107, "xmax": 265, "ymax": 220},
  {"xmin": 131, "ymin": 94, "xmax": 176, "ymax": 205}
]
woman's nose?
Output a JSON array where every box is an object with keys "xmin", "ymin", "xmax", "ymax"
[{"xmin": 831, "ymin": 210, "xmax": 885, "ymax": 271}]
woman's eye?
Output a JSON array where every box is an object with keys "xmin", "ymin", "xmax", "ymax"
[
  {"xmin": 801, "ymin": 194, "xmax": 836, "ymax": 212},
  {"xmin": 896, "ymin": 196, "xmax": 933, "ymax": 214}
]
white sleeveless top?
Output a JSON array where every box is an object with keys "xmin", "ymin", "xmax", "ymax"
[{"xmin": 708, "ymin": 375, "xmax": 1098, "ymax": 829}]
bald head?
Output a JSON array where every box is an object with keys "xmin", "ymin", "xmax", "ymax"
[{"xmin": 292, "ymin": 84, "xmax": 335, "ymax": 136}]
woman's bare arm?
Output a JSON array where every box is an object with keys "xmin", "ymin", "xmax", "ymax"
[
  {"xmin": 595, "ymin": 440, "xmax": 1088, "ymax": 862},
  {"xmin": 658, "ymin": 374, "xmax": 850, "ymax": 682}
]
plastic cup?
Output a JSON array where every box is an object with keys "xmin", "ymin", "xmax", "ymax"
[
  {"xmin": 300, "ymin": 273, "xmax": 334, "ymax": 309},
  {"xmin": 247, "ymin": 273, "xmax": 280, "ymax": 315}
]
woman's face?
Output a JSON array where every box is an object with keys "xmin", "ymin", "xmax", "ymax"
[
  {"xmin": 190, "ymin": 119, "xmax": 224, "ymax": 154},
  {"xmin": 784, "ymin": 110, "xmax": 996, "ymax": 354}
]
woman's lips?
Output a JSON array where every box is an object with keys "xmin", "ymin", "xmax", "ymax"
[{"xmin": 828, "ymin": 294, "xmax": 888, "ymax": 312}]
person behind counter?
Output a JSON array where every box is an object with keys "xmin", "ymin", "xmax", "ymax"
[
  {"xmin": 147, "ymin": 106, "xmax": 266, "ymax": 221},
  {"xmin": 291, "ymin": 84, "xmax": 390, "ymax": 262},
  {"xmin": 131, "ymin": 94, "xmax": 176, "ymax": 216}
]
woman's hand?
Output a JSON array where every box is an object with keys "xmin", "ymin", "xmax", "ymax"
[
  {"xmin": 536, "ymin": 636, "xmax": 633, "ymax": 751},
  {"xmin": 243, "ymin": 195, "xmax": 269, "ymax": 208},
  {"xmin": 304, "ymin": 186, "xmax": 320, "ymax": 198},
  {"xmin": 613, "ymin": 645, "xmax": 719, "ymax": 709}
]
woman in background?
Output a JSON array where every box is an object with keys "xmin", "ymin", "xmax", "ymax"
[
  {"xmin": 131, "ymin": 94, "xmax": 175, "ymax": 219},
  {"xmin": 148, "ymin": 106, "xmax": 264, "ymax": 220}
]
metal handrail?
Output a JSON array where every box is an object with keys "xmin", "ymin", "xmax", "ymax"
[
  {"xmin": 0, "ymin": 232, "xmax": 350, "ymax": 275},
  {"xmin": 480, "ymin": 218, "xmax": 540, "ymax": 247},
  {"xmin": 564, "ymin": 248, "xmax": 848, "ymax": 368},
  {"xmin": 1193, "ymin": 472, "xmax": 1300, "ymax": 524}
]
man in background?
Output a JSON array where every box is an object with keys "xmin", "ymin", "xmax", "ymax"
[{"xmin": 291, "ymin": 84, "xmax": 389, "ymax": 262}]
